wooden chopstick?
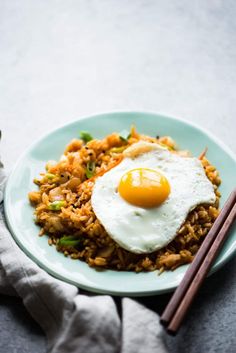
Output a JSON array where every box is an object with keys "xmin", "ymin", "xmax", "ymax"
[
  {"xmin": 167, "ymin": 202, "xmax": 236, "ymax": 334},
  {"xmin": 160, "ymin": 189, "xmax": 236, "ymax": 333},
  {"xmin": 160, "ymin": 189, "xmax": 236, "ymax": 326}
]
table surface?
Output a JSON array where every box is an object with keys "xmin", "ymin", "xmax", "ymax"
[{"xmin": 1, "ymin": 1, "xmax": 236, "ymax": 352}]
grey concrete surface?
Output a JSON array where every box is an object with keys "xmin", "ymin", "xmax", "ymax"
[{"xmin": 0, "ymin": 0, "xmax": 236, "ymax": 352}]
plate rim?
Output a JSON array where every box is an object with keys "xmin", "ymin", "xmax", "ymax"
[
  {"xmin": 8, "ymin": 109, "xmax": 236, "ymax": 162},
  {"xmin": 4, "ymin": 110, "xmax": 236, "ymax": 296}
]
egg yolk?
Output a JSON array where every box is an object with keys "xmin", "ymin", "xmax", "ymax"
[{"xmin": 118, "ymin": 168, "xmax": 170, "ymax": 208}]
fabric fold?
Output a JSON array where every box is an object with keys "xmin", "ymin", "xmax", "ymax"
[{"xmin": 122, "ymin": 298, "xmax": 167, "ymax": 353}]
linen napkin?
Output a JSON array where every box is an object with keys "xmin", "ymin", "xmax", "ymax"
[{"xmin": 0, "ymin": 152, "xmax": 168, "ymax": 353}]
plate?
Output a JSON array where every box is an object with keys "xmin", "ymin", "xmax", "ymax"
[{"xmin": 4, "ymin": 111, "xmax": 236, "ymax": 296}]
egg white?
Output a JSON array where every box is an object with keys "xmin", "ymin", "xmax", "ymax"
[{"xmin": 91, "ymin": 142, "xmax": 216, "ymax": 254}]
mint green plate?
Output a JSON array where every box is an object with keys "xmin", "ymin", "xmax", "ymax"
[{"xmin": 4, "ymin": 112, "xmax": 236, "ymax": 296}]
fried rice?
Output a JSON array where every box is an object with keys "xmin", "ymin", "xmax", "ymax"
[{"xmin": 28, "ymin": 126, "xmax": 221, "ymax": 273}]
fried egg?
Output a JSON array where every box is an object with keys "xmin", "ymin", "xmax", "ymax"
[{"xmin": 91, "ymin": 141, "xmax": 216, "ymax": 254}]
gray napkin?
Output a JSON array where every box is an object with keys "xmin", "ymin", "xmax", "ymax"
[{"xmin": 0, "ymin": 157, "xmax": 167, "ymax": 353}]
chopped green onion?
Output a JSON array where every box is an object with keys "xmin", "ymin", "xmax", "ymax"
[
  {"xmin": 134, "ymin": 211, "xmax": 142, "ymax": 217},
  {"xmin": 110, "ymin": 146, "xmax": 127, "ymax": 154},
  {"xmin": 85, "ymin": 161, "xmax": 95, "ymax": 179},
  {"xmin": 119, "ymin": 129, "xmax": 131, "ymax": 142},
  {"xmin": 45, "ymin": 173, "xmax": 55, "ymax": 180},
  {"xmin": 158, "ymin": 142, "xmax": 173, "ymax": 151},
  {"xmin": 58, "ymin": 235, "xmax": 82, "ymax": 248},
  {"xmin": 48, "ymin": 200, "xmax": 66, "ymax": 211},
  {"xmin": 33, "ymin": 178, "xmax": 41, "ymax": 186},
  {"xmin": 79, "ymin": 131, "xmax": 93, "ymax": 143}
]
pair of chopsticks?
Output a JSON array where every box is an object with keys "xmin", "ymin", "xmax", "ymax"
[{"xmin": 160, "ymin": 189, "xmax": 236, "ymax": 335}]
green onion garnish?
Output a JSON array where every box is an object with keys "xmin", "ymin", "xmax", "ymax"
[
  {"xmin": 58, "ymin": 235, "xmax": 83, "ymax": 248},
  {"xmin": 110, "ymin": 146, "xmax": 126, "ymax": 153},
  {"xmin": 45, "ymin": 173, "xmax": 55, "ymax": 180},
  {"xmin": 158, "ymin": 142, "xmax": 173, "ymax": 151},
  {"xmin": 48, "ymin": 200, "xmax": 66, "ymax": 211},
  {"xmin": 85, "ymin": 161, "xmax": 96, "ymax": 179},
  {"xmin": 119, "ymin": 129, "xmax": 131, "ymax": 142},
  {"xmin": 79, "ymin": 131, "xmax": 93, "ymax": 143},
  {"xmin": 33, "ymin": 178, "xmax": 41, "ymax": 186}
]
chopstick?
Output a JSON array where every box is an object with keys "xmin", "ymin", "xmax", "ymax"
[
  {"xmin": 160, "ymin": 189, "xmax": 236, "ymax": 327},
  {"xmin": 167, "ymin": 203, "xmax": 236, "ymax": 334},
  {"xmin": 160, "ymin": 189, "xmax": 236, "ymax": 335}
]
